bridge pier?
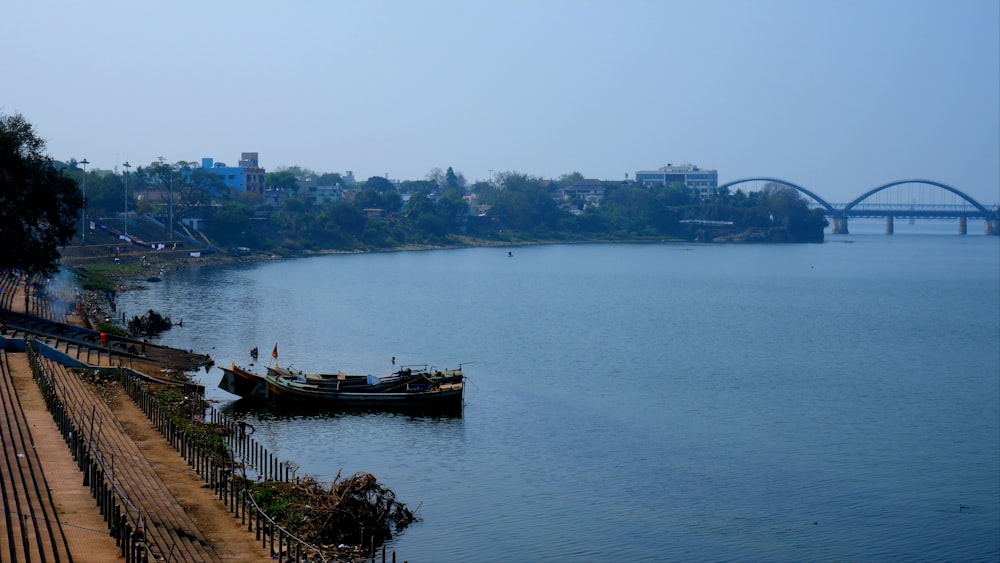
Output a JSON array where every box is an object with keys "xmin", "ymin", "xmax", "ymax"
[
  {"xmin": 958, "ymin": 216, "xmax": 967, "ymax": 235},
  {"xmin": 885, "ymin": 216, "xmax": 894, "ymax": 235},
  {"xmin": 987, "ymin": 220, "xmax": 999, "ymax": 236},
  {"xmin": 832, "ymin": 217, "xmax": 849, "ymax": 234}
]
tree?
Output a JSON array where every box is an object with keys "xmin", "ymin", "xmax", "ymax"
[
  {"xmin": 322, "ymin": 201, "xmax": 366, "ymax": 236},
  {"xmin": 759, "ymin": 184, "xmax": 828, "ymax": 241},
  {"xmin": 600, "ymin": 185, "xmax": 655, "ymax": 234},
  {"xmin": 363, "ymin": 176, "xmax": 395, "ymax": 193},
  {"xmin": 0, "ymin": 112, "xmax": 84, "ymax": 278},
  {"xmin": 380, "ymin": 190, "xmax": 403, "ymax": 213},
  {"xmin": 445, "ymin": 167, "xmax": 460, "ymax": 189},
  {"xmin": 403, "ymin": 191, "xmax": 435, "ymax": 218},
  {"xmin": 425, "ymin": 167, "xmax": 444, "ymax": 186},
  {"xmin": 182, "ymin": 169, "xmax": 228, "ymax": 205},
  {"xmin": 203, "ymin": 202, "xmax": 255, "ymax": 247},
  {"xmin": 484, "ymin": 172, "xmax": 565, "ymax": 234},
  {"xmin": 437, "ymin": 188, "xmax": 469, "ymax": 225},
  {"xmin": 266, "ymin": 170, "xmax": 299, "ymax": 193},
  {"xmin": 558, "ymin": 171, "xmax": 584, "ymax": 188},
  {"xmin": 657, "ymin": 182, "xmax": 692, "ymax": 206},
  {"xmin": 404, "ymin": 192, "xmax": 447, "ymax": 238},
  {"xmin": 399, "ymin": 179, "xmax": 436, "ymax": 195},
  {"xmin": 468, "ymin": 180, "xmax": 490, "ymax": 194},
  {"xmin": 318, "ymin": 172, "xmax": 343, "ymax": 187},
  {"xmin": 354, "ymin": 189, "xmax": 384, "ymax": 210},
  {"xmin": 75, "ymin": 170, "xmax": 121, "ymax": 216}
]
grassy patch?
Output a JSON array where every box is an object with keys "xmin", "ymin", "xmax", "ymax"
[{"xmin": 71, "ymin": 266, "xmax": 119, "ymax": 292}]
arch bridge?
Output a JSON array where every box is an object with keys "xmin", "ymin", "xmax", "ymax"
[{"xmin": 718, "ymin": 178, "xmax": 999, "ymax": 235}]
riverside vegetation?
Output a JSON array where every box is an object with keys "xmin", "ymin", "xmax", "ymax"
[
  {"xmin": 6, "ymin": 111, "xmax": 827, "ymax": 295},
  {"xmin": 63, "ymin": 164, "xmax": 829, "ymax": 259},
  {"xmin": 180, "ymin": 173, "xmax": 829, "ymax": 252}
]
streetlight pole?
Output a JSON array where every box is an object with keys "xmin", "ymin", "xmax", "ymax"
[
  {"xmin": 159, "ymin": 156, "xmax": 174, "ymax": 240},
  {"xmin": 122, "ymin": 161, "xmax": 131, "ymax": 237},
  {"xmin": 80, "ymin": 158, "xmax": 89, "ymax": 244},
  {"xmin": 168, "ymin": 167, "xmax": 174, "ymax": 241}
]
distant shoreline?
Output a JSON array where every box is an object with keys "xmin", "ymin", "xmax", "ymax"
[{"xmin": 60, "ymin": 235, "xmax": 689, "ymax": 286}]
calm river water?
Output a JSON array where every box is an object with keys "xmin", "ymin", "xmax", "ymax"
[{"xmin": 115, "ymin": 221, "xmax": 999, "ymax": 562}]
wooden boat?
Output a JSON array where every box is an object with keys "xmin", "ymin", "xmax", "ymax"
[
  {"xmin": 218, "ymin": 363, "xmax": 270, "ymax": 401},
  {"xmin": 218, "ymin": 363, "xmax": 465, "ymax": 412},
  {"xmin": 268, "ymin": 364, "xmax": 463, "ymax": 390}
]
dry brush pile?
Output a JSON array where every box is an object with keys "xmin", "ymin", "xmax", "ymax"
[
  {"xmin": 143, "ymin": 382, "xmax": 421, "ymax": 554},
  {"xmin": 245, "ymin": 470, "xmax": 421, "ymax": 552}
]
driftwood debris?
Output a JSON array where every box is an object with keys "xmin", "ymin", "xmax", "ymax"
[
  {"xmin": 105, "ymin": 376, "xmax": 420, "ymax": 559},
  {"xmin": 127, "ymin": 308, "xmax": 173, "ymax": 337},
  {"xmin": 247, "ymin": 469, "xmax": 421, "ymax": 553}
]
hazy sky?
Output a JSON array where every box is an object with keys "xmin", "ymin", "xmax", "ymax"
[{"xmin": 4, "ymin": 1, "xmax": 998, "ymax": 204}]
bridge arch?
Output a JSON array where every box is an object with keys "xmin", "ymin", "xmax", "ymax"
[
  {"xmin": 718, "ymin": 178, "xmax": 837, "ymax": 214},
  {"xmin": 844, "ymin": 179, "xmax": 991, "ymax": 216}
]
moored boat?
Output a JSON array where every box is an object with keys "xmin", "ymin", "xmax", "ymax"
[
  {"xmin": 268, "ymin": 364, "xmax": 464, "ymax": 389},
  {"xmin": 218, "ymin": 363, "xmax": 270, "ymax": 401},
  {"xmin": 218, "ymin": 362, "xmax": 465, "ymax": 412}
]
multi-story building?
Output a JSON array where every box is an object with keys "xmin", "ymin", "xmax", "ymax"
[
  {"xmin": 635, "ymin": 163, "xmax": 718, "ymax": 199},
  {"xmin": 560, "ymin": 179, "xmax": 605, "ymax": 208},
  {"xmin": 296, "ymin": 176, "xmax": 344, "ymax": 206},
  {"xmin": 199, "ymin": 152, "xmax": 266, "ymax": 196}
]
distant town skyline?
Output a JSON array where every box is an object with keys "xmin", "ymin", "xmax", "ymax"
[{"xmin": 4, "ymin": 1, "xmax": 997, "ymax": 205}]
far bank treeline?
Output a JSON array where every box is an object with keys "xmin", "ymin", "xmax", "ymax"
[
  {"xmin": 4, "ymin": 112, "xmax": 827, "ymax": 276},
  {"xmin": 197, "ymin": 171, "xmax": 828, "ymax": 253},
  {"xmin": 58, "ymin": 160, "xmax": 829, "ymax": 258},
  {"xmin": 55, "ymin": 162, "xmax": 829, "ymax": 259}
]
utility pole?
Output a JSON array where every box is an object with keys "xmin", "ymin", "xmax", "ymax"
[
  {"xmin": 80, "ymin": 158, "xmax": 89, "ymax": 243},
  {"xmin": 159, "ymin": 156, "xmax": 174, "ymax": 240},
  {"xmin": 123, "ymin": 161, "xmax": 131, "ymax": 237},
  {"xmin": 169, "ymin": 168, "xmax": 174, "ymax": 241}
]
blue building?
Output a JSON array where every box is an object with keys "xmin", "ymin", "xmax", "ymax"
[
  {"xmin": 199, "ymin": 152, "xmax": 265, "ymax": 196},
  {"xmin": 635, "ymin": 163, "xmax": 718, "ymax": 199}
]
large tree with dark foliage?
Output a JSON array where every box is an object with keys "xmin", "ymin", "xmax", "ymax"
[{"xmin": 0, "ymin": 113, "xmax": 83, "ymax": 277}]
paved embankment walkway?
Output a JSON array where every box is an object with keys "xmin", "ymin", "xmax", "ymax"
[
  {"xmin": 1, "ymin": 271, "xmax": 271, "ymax": 561},
  {"xmin": 3, "ymin": 351, "xmax": 121, "ymax": 563},
  {"xmin": 34, "ymin": 354, "xmax": 224, "ymax": 562},
  {"xmin": 0, "ymin": 349, "xmax": 75, "ymax": 563}
]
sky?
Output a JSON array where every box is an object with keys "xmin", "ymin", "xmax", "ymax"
[{"xmin": 4, "ymin": 0, "xmax": 999, "ymax": 205}]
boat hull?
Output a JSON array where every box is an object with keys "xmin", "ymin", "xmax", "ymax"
[
  {"xmin": 218, "ymin": 364, "xmax": 270, "ymax": 400},
  {"xmin": 219, "ymin": 364, "xmax": 464, "ymax": 413}
]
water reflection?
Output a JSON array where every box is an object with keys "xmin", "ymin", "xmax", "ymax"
[{"xmin": 222, "ymin": 398, "xmax": 465, "ymax": 422}]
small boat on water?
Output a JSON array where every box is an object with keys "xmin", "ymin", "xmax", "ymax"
[
  {"xmin": 219, "ymin": 363, "xmax": 271, "ymax": 401},
  {"xmin": 218, "ymin": 362, "xmax": 465, "ymax": 412}
]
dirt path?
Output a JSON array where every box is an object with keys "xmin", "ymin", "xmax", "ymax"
[{"xmin": 105, "ymin": 384, "xmax": 272, "ymax": 561}]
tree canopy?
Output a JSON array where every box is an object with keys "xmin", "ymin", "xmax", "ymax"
[
  {"xmin": 363, "ymin": 176, "xmax": 395, "ymax": 193},
  {"xmin": 266, "ymin": 170, "xmax": 299, "ymax": 192},
  {"xmin": 0, "ymin": 113, "xmax": 83, "ymax": 277}
]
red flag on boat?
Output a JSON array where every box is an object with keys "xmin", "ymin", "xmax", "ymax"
[{"xmin": 271, "ymin": 343, "xmax": 278, "ymax": 360}]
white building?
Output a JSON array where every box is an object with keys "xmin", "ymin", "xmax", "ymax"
[{"xmin": 635, "ymin": 163, "xmax": 718, "ymax": 199}]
